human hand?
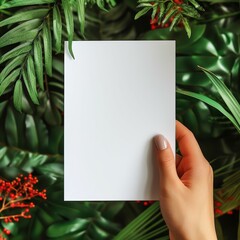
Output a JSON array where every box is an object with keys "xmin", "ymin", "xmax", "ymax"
[{"xmin": 154, "ymin": 121, "xmax": 217, "ymax": 240}]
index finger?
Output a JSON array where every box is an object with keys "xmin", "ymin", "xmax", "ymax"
[{"xmin": 176, "ymin": 121, "xmax": 204, "ymax": 159}]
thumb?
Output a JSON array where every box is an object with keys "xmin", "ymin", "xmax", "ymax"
[{"xmin": 154, "ymin": 135, "xmax": 179, "ymax": 187}]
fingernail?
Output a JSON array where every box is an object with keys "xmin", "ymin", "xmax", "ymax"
[{"xmin": 154, "ymin": 134, "xmax": 168, "ymax": 150}]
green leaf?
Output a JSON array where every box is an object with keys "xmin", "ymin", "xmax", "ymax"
[
  {"xmin": 0, "ymin": 55, "xmax": 25, "ymax": 81},
  {"xmin": 0, "ymin": 8, "xmax": 49, "ymax": 27},
  {"xmin": 96, "ymin": 0, "xmax": 107, "ymax": 11},
  {"xmin": 151, "ymin": 4, "xmax": 158, "ymax": 20},
  {"xmin": 2, "ymin": 222, "xmax": 18, "ymax": 236},
  {"xmin": 0, "ymin": 31, "xmax": 38, "ymax": 49},
  {"xmin": 169, "ymin": 14, "xmax": 181, "ymax": 31},
  {"xmin": 158, "ymin": 2, "xmax": 166, "ymax": 23},
  {"xmin": 198, "ymin": 66, "xmax": 240, "ymax": 126},
  {"xmin": 34, "ymin": 38, "xmax": 44, "ymax": 90},
  {"xmin": 115, "ymin": 202, "xmax": 168, "ymax": 240},
  {"xmin": 38, "ymin": 163, "xmax": 63, "ymax": 178},
  {"xmin": 215, "ymin": 218, "xmax": 224, "ymax": 240},
  {"xmin": 76, "ymin": 0, "xmax": 85, "ymax": 34},
  {"xmin": 62, "ymin": 0, "xmax": 74, "ymax": 58},
  {"xmin": 137, "ymin": 3, "xmax": 153, "ymax": 8},
  {"xmin": 0, "ymin": 68, "xmax": 21, "ymax": 96},
  {"xmin": 43, "ymin": 20, "xmax": 52, "ymax": 76},
  {"xmin": 34, "ymin": 118, "xmax": 49, "ymax": 152},
  {"xmin": 0, "ymin": 19, "xmax": 40, "ymax": 47},
  {"xmin": 101, "ymin": 202, "xmax": 125, "ymax": 220},
  {"xmin": 162, "ymin": 6, "xmax": 178, "ymax": 24},
  {"xmin": 27, "ymin": 55, "xmax": 38, "ymax": 102},
  {"xmin": 95, "ymin": 216, "xmax": 120, "ymax": 233},
  {"xmin": 165, "ymin": 2, "xmax": 173, "ymax": 14},
  {"xmin": 0, "ymin": 147, "xmax": 7, "ymax": 159},
  {"xmin": 182, "ymin": 4, "xmax": 201, "ymax": 19},
  {"xmin": 5, "ymin": 106, "xmax": 18, "ymax": 146},
  {"xmin": 13, "ymin": 80, "xmax": 23, "ymax": 112},
  {"xmin": 23, "ymin": 67, "xmax": 39, "ymax": 105},
  {"xmin": 0, "ymin": 43, "xmax": 31, "ymax": 64},
  {"xmin": 182, "ymin": 17, "xmax": 191, "ymax": 38},
  {"xmin": 89, "ymin": 224, "xmax": 109, "ymax": 239},
  {"xmin": 44, "ymin": 99, "xmax": 62, "ymax": 126},
  {"xmin": 134, "ymin": 7, "xmax": 151, "ymax": 20},
  {"xmin": 0, "ymin": 0, "xmax": 55, "ymax": 9},
  {"xmin": 176, "ymin": 88, "xmax": 240, "ymax": 133},
  {"xmin": 53, "ymin": 5, "xmax": 62, "ymax": 53},
  {"xmin": 188, "ymin": 0, "xmax": 204, "ymax": 11},
  {"xmin": 25, "ymin": 115, "xmax": 39, "ymax": 152}
]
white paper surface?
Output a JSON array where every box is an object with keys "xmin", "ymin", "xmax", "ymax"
[{"xmin": 64, "ymin": 41, "xmax": 175, "ymax": 201}]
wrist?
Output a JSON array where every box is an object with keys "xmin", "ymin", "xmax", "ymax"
[
  {"xmin": 170, "ymin": 224, "xmax": 217, "ymax": 240},
  {"xmin": 172, "ymin": 229, "xmax": 217, "ymax": 240}
]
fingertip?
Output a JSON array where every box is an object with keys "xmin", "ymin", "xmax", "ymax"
[
  {"xmin": 154, "ymin": 134, "xmax": 168, "ymax": 151},
  {"xmin": 153, "ymin": 135, "xmax": 178, "ymax": 184}
]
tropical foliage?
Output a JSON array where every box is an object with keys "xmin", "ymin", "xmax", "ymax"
[{"xmin": 0, "ymin": 0, "xmax": 239, "ymax": 239}]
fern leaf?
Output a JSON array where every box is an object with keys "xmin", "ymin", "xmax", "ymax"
[
  {"xmin": 43, "ymin": 20, "xmax": 52, "ymax": 77},
  {"xmin": 0, "ymin": 43, "xmax": 31, "ymax": 64},
  {"xmin": 158, "ymin": 2, "xmax": 165, "ymax": 24},
  {"xmin": 0, "ymin": 68, "xmax": 21, "ymax": 96},
  {"xmin": 13, "ymin": 80, "xmax": 23, "ymax": 112},
  {"xmin": 34, "ymin": 38, "xmax": 44, "ymax": 90},
  {"xmin": 76, "ymin": 0, "xmax": 85, "ymax": 34},
  {"xmin": 181, "ymin": 4, "xmax": 201, "ymax": 19},
  {"xmin": 182, "ymin": 17, "xmax": 191, "ymax": 38},
  {"xmin": 53, "ymin": 4, "xmax": 62, "ymax": 53},
  {"xmin": 0, "ymin": 20, "xmax": 38, "ymax": 48},
  {"xmin": 27, "ymin": 55, "xmax": 39, "ymax": 105},
  {"xmin": 0, "ymin": 0, "xmax": 55, "ymax": 9},
  {"xmin": 0, "ymin": 55, "xmax": 25, "ymax": 81},
  {"xmin": 0, "ymin": 8, "xmax": 49, "ymax": 27},
  {"xmin": 134, "ymin": 7, "xmax": 151, "ymax": 20},
  {"xmin": 23, "ymin": 67, "xmax": 39, "ymax": 105},
  {"xmin": 151, "ymin": 4, "xmax": 158, "ymax": 20},
  {"xmin": 62, "ymin": 0, "xmax": 74, "ymax": 58},
  {"xmin": 162, "ymin": 6, "xmax": 178, "ymax": 24},
  {"xmin": 169, "ymin": 13, "xmax": 181, "ymax": 31},
  {"xmin": 188, "ymin": 0, "xmax": 204, "ymax": 11}
]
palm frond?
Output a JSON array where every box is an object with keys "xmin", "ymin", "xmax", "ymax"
[
  {"xmin": 114, "ymin": 202, "xmax": 168, "ymax": 240},
  {"xmin": 0, "ymin": 0, "xmax": 116, "ymax": 110},
  {"xmin": 177, "ymin": 88, "xmax": 240, "ymax": 133},
  {"xmin": 215, "ymin": 170, "xmax": 240, "ymax": 215},
  {"xmin": 198, "ymin": 66, "xmax": 240, "ymax": 126}
]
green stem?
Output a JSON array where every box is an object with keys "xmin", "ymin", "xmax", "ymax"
[{"xmin": 199, "ymin": 11, "xmax": 240, "ymax": 23}]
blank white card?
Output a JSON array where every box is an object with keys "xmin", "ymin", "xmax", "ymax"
[{"xmin": 64, "ymin": 41, "xmax": 175, "ymax": 201}]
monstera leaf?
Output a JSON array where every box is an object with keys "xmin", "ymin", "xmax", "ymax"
[{"xmin": 141, "ymin": 23, "xmax": 240, "ymax": 139}]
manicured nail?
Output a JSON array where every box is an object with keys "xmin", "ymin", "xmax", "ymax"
[{"xmin": 154, "ymin": 134, "xmax": 168, "ymax": 150}]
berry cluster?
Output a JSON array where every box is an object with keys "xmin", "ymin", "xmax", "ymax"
[
  {"xmin": 0, "ymin": 173, "xmax": 47, "ymax": 237},
  {"xmin": 150, "ymin": 0, "xmax": 183, "ymax": 30}
]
